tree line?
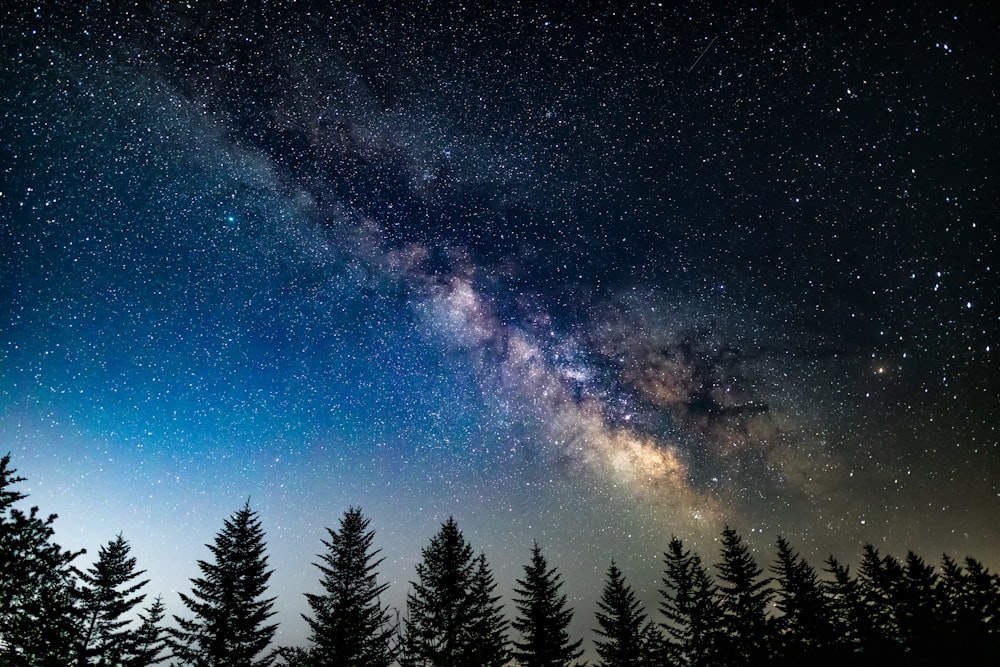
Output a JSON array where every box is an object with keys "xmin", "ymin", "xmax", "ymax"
[{"xmin": 2, "ymin": 452, "xmax": 998, "ymax": 665}]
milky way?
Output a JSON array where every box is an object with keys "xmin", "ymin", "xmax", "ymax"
[{"xmin": 1, "ymin": 1, "xmax": 997, "ymax": 655}]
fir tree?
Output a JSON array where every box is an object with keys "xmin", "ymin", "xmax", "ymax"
[
  {"xmin": 958, "ymin": 557, "xmax": 1000, "ymax": 637},
  {"xmin": 659, "ymin": 536, "xmax": 722, "ymax": 667},
  {"xmin": 593, "ymin": 561, "xmax": 651, "ymax": 667},
  {"xmin": 128, "ymin": 595, "xmax": 168, "ymax": 666},
  {"xmin": 511, "ymin": 542, "xmax": 584, "ymax": 667},
  {"xmin": 0, "ymin": 452, "xmax": 84, "ymax": 664},
  {"xmin": 935, "ymin": 554, "xmax": 965, "ymax": 630},
  {"xmin": 856, "ymin": 543, "xmax": 903, "ymax": 656},
  {"xmin": 465, "ymin": 553, "xmax": 510, "ymax": 667},
  {"xmin": 822, "ymin": 555, "xmax": 863, "ymax": 654},
  {"xmin": 770, "ymin": 536, "xmax": 831, "ymax": 662},
  {"xmin": 76, "ymin": 533, "xmax": 149, "ymax": 665},
  {"xmin": 934, "ymin": 556, "xmax": 1000, "ymax": 662},
  {"xmin": 399, "ymin": 517, "xmax": 477, "ymax": 667},
  {"xmin": 895, "ymin": 551, "xmax": 938, "ymax": 656},
  {"xmin": 302, "ymin": 507, "xmax": 395, "ymax": 667},
  {"xmin": 168, "ymin": 501, "xmax": 277, "ymax": 666},
  {"xmin": 715, "ymin": 527, "xmax": 773, "ymax": 666}
]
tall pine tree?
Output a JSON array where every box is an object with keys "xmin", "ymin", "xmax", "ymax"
[
  {"xmin": 511, "ymin": 542, "xmax": 584, "ymax": 667},
  {"xmin": 770, "ymin": 536, "xmax": 832, "ymax": 663},
  {"xmin": 129, "ymin": 595, "xmax": 168, "ymax": 666},
  {"xmin": 821, "ymin": 555, "xmax": 863, "ymax": 655},
  {"xmin": 593, "ymin": 561, "xmax": 651, "ymax": 667},
  {"xmin": 465, "ymin": 553, "xmax": 510, "ymax": 667},
  {"xmin": 933, "ymin": 555, "xmax": 1000, "ymax": 663},
  {"xmin": 302, "ymin": 507, "xmax": 395, "ymax": 667},
  {"xmin": 0, "ymin": 452, "xmax": 83, "ymax": 663},
  {"xmin": 715, "ymin": 527, "xmax": 773, "ymax": 666},
  {"xmin": 855, "ymin": 543, "xmax": 903, "ymax": 657},
  {"xmin": 659, "ymin": 536, "xmax": 723, "ymax": 667},
  {"xmin": 895, "ymin": 551, "xmax": 938, "ymax": 657},
  {"xmin": 399, "ymin": 517, "xmax": 477, "ymax": 667},
  {"xmin": 169, "ymin": 501, "xmax": 277, "ymax": 666},
  {"xmin": 75, "ymin": 533, "xmax": 149, "ymax": 666}
]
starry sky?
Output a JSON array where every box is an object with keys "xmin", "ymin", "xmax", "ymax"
[{"xmin": 1, "ymin": 0, "xmax": 998, "ymax": 655}]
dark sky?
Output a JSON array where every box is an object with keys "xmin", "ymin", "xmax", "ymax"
[{"xmin": 2, "ymin": 0, "xmax": 997, "ymax": 656}]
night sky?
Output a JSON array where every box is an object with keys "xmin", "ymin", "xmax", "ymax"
[{"xmin": 2, "ymin": 0, "xmax": 997, "ymax": 656}]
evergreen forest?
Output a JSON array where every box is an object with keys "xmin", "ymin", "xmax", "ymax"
[{"xmin": 2, "ymin": 453, "xmax": 998, "ymax": 666}]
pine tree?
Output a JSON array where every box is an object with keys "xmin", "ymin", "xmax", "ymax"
[
  {"xmin": 399, "ymin": 517, "xmax": 477, "ymax": 667},
  {"xmin": 822, "ymin": 555, "xmax": 863, "ymax": 654},
  {"xmin": 168, "ymin": 501, "xmax": 278, "ymax": 666},
  {"xmin": 958, "ymin": 557, "xmax": 1000, "ymax": 636},
  {"xmin": 770, "ymin": 536, "xmax": 831, "ymax": 662},
  {"xmin": 715, "ymin": 527, "xmax": 773, "ymax": 666},
  {"xmin": 465, "ymin": 553, "xmax": 510, "ymax": 667},
  {"xmin": 935, "ymin": 556, "xmax": 1000, "ymax": 662},
  {"xmin": 511, "ymin": 542, "xmax": 584, "ymax": 667},
  {"xmin": 659, "ymin": 536, "xmax": 722, "ymax": 667},
  {"xmin": 895, "ymin": 551, "xmax": 938, "ymax": 656},
  {"xmin": 0, "ymin": 452, "xmax": 84, "ymax": 663},
  {"xmin": 856, "ymin": 544, "xmax": 903, "ymax": 656},
  {"xmin": 302, "ymin": 507, "xmax": 395, "ymax": 667},
  {"xmin": 128, "ymin": 595, "xmax": 168, "ymax": 666},
  {"xmin": 935, "ymin": 554, "xmax": 965, "ymax": 629},
  {"xmin": 593, "ymin": 561, "xmax": 651, "ymax": 667},
  {"xmin": 76, "ymin": 533, "xmax": 150, "ymax": 665}
]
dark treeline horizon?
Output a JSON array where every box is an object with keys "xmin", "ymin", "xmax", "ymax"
[{"xmin": 3, "ymin": 451, "xmax": 999, "ymax": 666}]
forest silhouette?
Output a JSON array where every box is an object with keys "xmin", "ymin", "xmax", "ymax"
[{"xmin": 2, "ymin": 452, "xmax": 998, "ymax": 666}]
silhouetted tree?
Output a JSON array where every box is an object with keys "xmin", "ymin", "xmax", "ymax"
[
  {"xmin": 0, "ymin": 452, "xmax": 84, "ymax": 664},
  {"xmin": 822, "ymin": 555, "xmax": 863, "ymax": 655},
  {"xmin": 593, "ymin": 561, "xmax": 652, "ymax": 667},
  {"xmin": 511, "ymin": 542, "xmax": 584, "ymax": 667},
  {"xmin": 958, "ymin": 557, "xmax": 1000, "ymax": 637},
  {"xmin": 770, "ymin": 536, "xmax": 831, "ymax": 662},
  {"xmin": 272, "ymin": 646, "xmax": 309, "ymax": 666},
  {"xmin": 856, "ymin": 544, "xmax": 903, "ymax": 657},
  {"xmin": 933, "ymin": 555, "xmax": 1000, "ymax": 663},
  {"xmin": 128, "ymin": 595, "xmax": 168, "ymax": 666},
  {"xmin": 659, "ymin": 536, "xmax": 723, "ymax": 667},
  {"xmin": 76, "ymin": 533, "xmax": 149, "ymax": 665},
  {"xmin": 168, "ymin": 501, "xmax": 277, "ymax": 666},
  {"xmin": 465, "ymin": 553, "xmax": 509, "ymax": 667},
  {"xmin": 894, "ymin": 551, "xmax": 938, "ymax": 657},
  {"xmin": 302, "ymin": 507, "xmax": 395, "ymax": 667},
  {"xmin": 399, "ymin": 517, "xmax": 477, "ymax": 667},
  {"xmin": 715, "ymin": 527, "xmax": 773, "ymax": 665}
]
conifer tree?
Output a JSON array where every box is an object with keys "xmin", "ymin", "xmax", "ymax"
[
  {"xmin": 895, "ymin": 551, "xmax": 938, "ymax": 655},
  {"xmin": 715, "ymin": 527, "xmax": 773, "ymax": 665},
  {"xmin": 935, "ymin": 556, "xmax": 1000, "ymax": 660},
  {"xmin": 856, "ymin": 544, "xmax": 903, "ymax": 656},
  {"xmin": 399, "ymin": 517, "xmax": 477, "ymax": 667},
  {"xmin": 935, "ymin": 554, "xmax": 965, "ymax": 629},
  {"xmin": 128, "ymin": 595, "xmax": 168, "ymax": 666},
  {"xmin": 0, "ymin": 452, "xmax": 84, "ymax": 663},
  {"xmin": 76, "ymin": 533, "xmax": 149, "ymax": 665},
  {"xmin": 822, "ymin": 555, "xmax": 863, "ymax": 654},
  {"xmin": 593, "ymin": 561, "xmax": 651, "ymax": 667},
  {"xmin": 659, "ymin": 536, "xmax": 722, "ymax": 667},
  {"xmin": 465, "ymin": 552, "xmax": 510, "ymax": 667},
  {"xmin": 770, "ymin": 536, "xmax": 831, "ymax": 661},
  {"xmin": 302, "ymin": 506, "xmax": 395, "ymax": 667},
  {"xmin": 511, "ymin": 542, "xmax": 584, "ymax": 667},
  {"xmin": 168, "ymin": 501, "xmax": 277, "ymax": 666},
  {"xmin": 958, "ymin": 557, "xmax": 1000, "ymax": 637}
]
